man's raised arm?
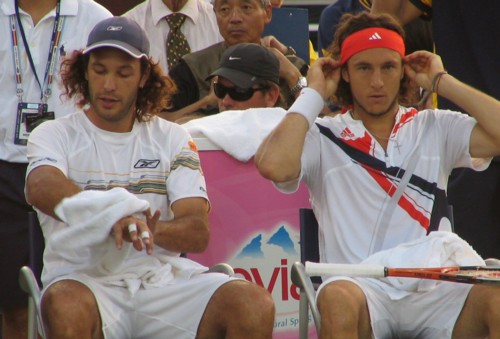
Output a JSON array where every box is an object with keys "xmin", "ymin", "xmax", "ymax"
[
  {"xmin": 255, "ymin": 58, "xmax": 341, "ymax": 183},
  {"xmin": 404, "ymin": 50, "xmax": 500, "ymax": 158}
]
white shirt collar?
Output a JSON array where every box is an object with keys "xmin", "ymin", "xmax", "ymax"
[
  {"xmin": 2, "ymin": 0, "xmax": 78, "ymax": 17},
  {"xmin": 152, "ymin": 0, "xmax": 199, "ymax": 26}
]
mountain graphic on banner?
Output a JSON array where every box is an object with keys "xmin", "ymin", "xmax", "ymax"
[{"xmin": 237, "ymin": 225, "xmax": 297, "ymax": 259}]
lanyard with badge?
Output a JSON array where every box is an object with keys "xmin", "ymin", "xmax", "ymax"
[{"xmin": 10, "ymin": 0, "xmax": 65, "ymax": 145}]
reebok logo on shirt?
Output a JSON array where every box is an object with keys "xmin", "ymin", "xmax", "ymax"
[{"xmin": 134, "ymin": 159, "xmax": 160, "ymax": 168}]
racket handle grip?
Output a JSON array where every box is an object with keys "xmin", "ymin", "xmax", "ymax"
[{"xmin": 305, "ymin": 262, "xmax": 386, "ymax": 278}]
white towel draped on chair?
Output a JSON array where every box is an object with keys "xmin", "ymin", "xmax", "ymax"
[{"xmin": 183, "ymin": 107, "xmax": 286, "ymax": 162}]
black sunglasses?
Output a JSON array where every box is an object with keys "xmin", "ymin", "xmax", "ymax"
[{"xmin": 213, "ymin": 82, "xmax": 269, "ymax": 101}]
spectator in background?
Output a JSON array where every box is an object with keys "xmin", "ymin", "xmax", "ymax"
[
  {"xmin": 175, "ymin": 43, "xmax": 283, "ymax": 123},
  {"xmin": 208, "ymin": 43, "xmax": 283, "ymax": 112},
  {"xmin": 123, "ymin": 0, "xmax": 222, "ymax": 73},
  {"xmin": 164, "ymin": 0, "xmax": 308, "ymax": 122},
  {"xmin": 0, "ymin": 1, "xmax": 111, "ymax": 337},
  {"xmin": 371, "ymin": 0, "xmax": 500, "ymax": 260}
]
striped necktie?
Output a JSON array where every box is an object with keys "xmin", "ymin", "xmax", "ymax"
[{"xmin": 166, "ymin": 13, "xmax": 191, "ymax": 69}]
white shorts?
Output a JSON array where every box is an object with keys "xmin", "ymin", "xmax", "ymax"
[
  {"xmin": 318, "ymin": 277, "xmax": 473, "ymax": 339},
  {"xmin": 44, "ymin": 272, "xmax": 237, "ymax": 339}
]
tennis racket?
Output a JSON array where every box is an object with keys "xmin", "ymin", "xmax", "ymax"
[{"xmin": 305, "ymin": 262, "xmax": 500, "ymax": 285}]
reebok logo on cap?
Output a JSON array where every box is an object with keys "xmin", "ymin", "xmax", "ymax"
[
  {"xmin": 83, "ymin": 17, "xmax": 150, "ymax": 59},
  {"xmin": 107, "ymin": 26, "xmax": 123, "ymax": 31}
]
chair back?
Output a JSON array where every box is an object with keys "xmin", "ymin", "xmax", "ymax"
[
  {"xmin": 299, "ymin": 208, "xmax": 321, "ymax": 284},
  {"xmin": 299, "ymin": 208, "xmax": 319, "ymax": 263}
]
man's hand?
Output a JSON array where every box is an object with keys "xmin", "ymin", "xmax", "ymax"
[
  {"xmin": 307, "ymin": 57, "xmax": 341, "ymax": 101},
  {"xmin": 261, "ymin": 35, "xmax": 288, "ymax": 54},
  {"xmin": 268, "ymin": 47, "xmax": 302, "ymax": 90},
  {"xmin": 110, "ymin": 209, "xmax": 160, "ymax": 255},
  {"xmin": 404, "ymin": 51, "xmax": 446, "ymax": 92}
]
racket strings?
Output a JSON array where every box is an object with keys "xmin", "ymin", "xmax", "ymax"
[{"xmin": 456, "ymin": 269, "xmax": 500, "ymax": 278}]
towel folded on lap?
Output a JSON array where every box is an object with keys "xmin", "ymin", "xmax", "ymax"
[{"xmin": 361, "ymin": 231, "xmax": 484, "ymax": 298}]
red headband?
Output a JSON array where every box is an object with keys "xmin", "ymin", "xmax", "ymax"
[{"xmin": 340, "ymin": 27, "xmax": 405, "ymax": 65}]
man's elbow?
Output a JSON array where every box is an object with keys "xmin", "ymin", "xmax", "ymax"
[
  {"xmin": 255, "ymin": 157, "xmax": 299, "ymax": 183},
  {"xmin": 25, "ymin": 172, "xmax": 43, "ymax": 207}
]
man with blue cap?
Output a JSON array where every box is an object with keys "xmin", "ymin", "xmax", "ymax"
[{"xmin": 25, "ymin": 16, "xmax": 274, "ymax": 339}]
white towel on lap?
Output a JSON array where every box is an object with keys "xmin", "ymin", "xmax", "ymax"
[
  {"xmin": 183, "ymin": 107, "xmax": 286, "ymax": 162},
  {"xmin": 361, "ymin": 231, "xmax": 484, "ymax": 299},
  {"xmin": 53, "ymin": 187, "xmax": 150, "ymax": 249},
  {"xmin": 49, "ymin": 188, "xmax": 209, "ymax": 294},
  {"xmin": 50, "ymin": 188, "xmax": 150, "ymax": 275}
]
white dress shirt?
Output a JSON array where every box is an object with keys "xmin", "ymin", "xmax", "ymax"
[
  {"xmin": 0, "ymin": 0, "xmax": 112, "ymax": 163},
  {"xmin": 124, "ymin": 0, "xmax": 223, "ymax": 73}
]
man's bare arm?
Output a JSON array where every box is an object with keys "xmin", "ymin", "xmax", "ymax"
[
  {"xmin": 405, "ymin": 51, "xmax": 500, "ymax": 158},
  {"xmin": 153, "ymin": 197, "xmax": 210, "ymax": 253},
  {"xmin": 26, "ymin": 165, "xmax": 81, "ymax": 219},
  {"xmin": 438, "ymin": 74, "xmax": 500, "ymax": 158},
  {"xmin": 255, "ymin": 57, "xmax": 341, "ymax": 183}
]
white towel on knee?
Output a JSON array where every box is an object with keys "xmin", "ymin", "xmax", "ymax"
[{"xmin": 361, "ymin": 231, "xmax": 484, "ymax": 299}]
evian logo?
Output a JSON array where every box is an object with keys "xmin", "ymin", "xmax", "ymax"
[{"xmin": 107, "ymin": 25, "xmax": 123, "ymax": 31}]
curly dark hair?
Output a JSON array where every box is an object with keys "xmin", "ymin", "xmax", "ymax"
[
  {"xmin": 59, "ymin": 49, "xmax": 176, "ymax": 122},
  {"xmin": 326, "ymin": 12, "xmax": 410, "ymax": 108}
]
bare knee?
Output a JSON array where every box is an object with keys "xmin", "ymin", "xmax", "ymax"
[
  {"xmin": 2, "ymin": 306, "xmax": 28, "ymax": 338},
  {"xmin": 198, "ymin": 280, "xmax": 275, "ymax": 339},
  {"xmin": 454, "ymin": 285, "xmax": 500, "ymax": 338},
  {"xmin": 317, "ymin": 280, "xmax": 371, "ymax": 338},
  {"xmin": 42, "ymin": 280, "xmax": 102, "ymax": 339}
]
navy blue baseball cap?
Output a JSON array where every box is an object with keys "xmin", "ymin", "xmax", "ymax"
[{"xmin": 83, "ymin": 17, "xmax": 150, "ymax": 59}]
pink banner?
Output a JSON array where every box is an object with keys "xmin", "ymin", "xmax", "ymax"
[{"xmin": 190, "ymin": 143, "xmax": 317, "ymax": 338}]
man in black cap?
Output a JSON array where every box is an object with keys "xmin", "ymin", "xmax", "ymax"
[
  {"xmin": 173, "ymin": 43, "xmax": 288, "ymax": 123},
  {"xmin": 207, "ymin": 43, "xmax": 282, "ymax": 112},
  {"xmin": 25, "ymin": 16, "xmax": 274, "ymax": 338}
]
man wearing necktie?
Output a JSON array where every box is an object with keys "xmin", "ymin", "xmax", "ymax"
[
  {"xmin": 124, "ymin": 0, "xmax": 223, "ymax": 73},
  {"xmin": 166, "ymin": 12, "xmax": 191, "ymax": 68}
]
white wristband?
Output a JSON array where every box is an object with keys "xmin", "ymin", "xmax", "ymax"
[{"xmin": 286, "ymin": 87, "xmax": 324, "ymax": 129}]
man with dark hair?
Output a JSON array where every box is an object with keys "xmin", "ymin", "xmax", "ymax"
[
  {"xmin": 209, "ymin": 43, "xmax": 282, "ymax": 112},
  {"xmin": 176, "ymin": 42, "xmax": 283, "ymax": 122},
  {"xmin": 0, "ymin": 1, "xmax": 111, "ymax": 337},
  {"xmin": 25, "ymin": 16, "xmax": 274, "ymax": 338},
  {"xmin": 256, "ymin": 11, "xmax": 500, "ymax": 338}
]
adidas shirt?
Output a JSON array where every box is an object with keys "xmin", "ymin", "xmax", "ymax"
[
  {"xmin": 277, "ymin": 106, "xmax": 490, "ymax": 264},
  {"xmin": 26, "ymin": 112, "xmax": 208, "ymax": 285}
]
